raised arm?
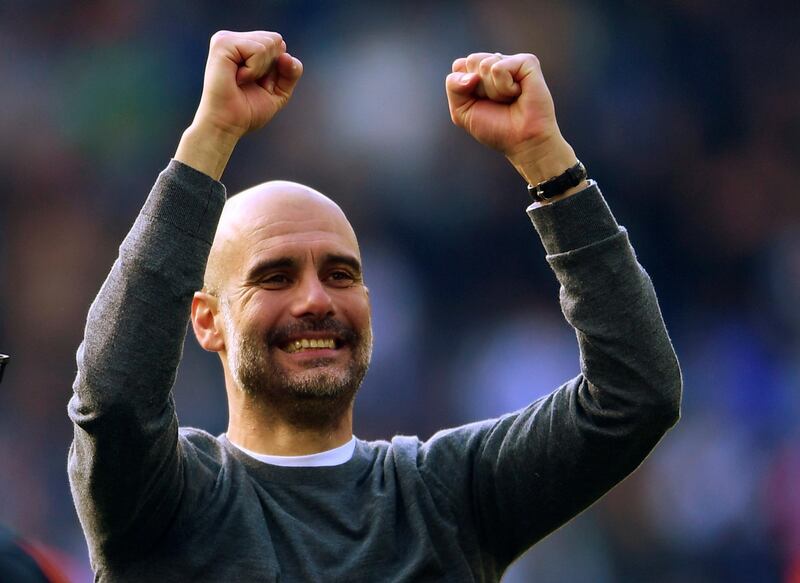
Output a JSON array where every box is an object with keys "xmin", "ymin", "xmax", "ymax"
[
  {"xmin": 446, "ymin": 52, "xmax": 586, "ymax": 203},
  {"xmin": 175, "ymin": 30, "xmax": 303, "ymax": 179},
  {"xmin": 427, "ymin": 52, "xmax": 682, "ymax": 569},
  {"xmin": 68, "ymin": 30, "xmax": 302, "ymax": 563}
]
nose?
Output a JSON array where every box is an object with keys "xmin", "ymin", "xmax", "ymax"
[{"xmin": 289, "ymin": 273, "xmax": 335, "ymax": 320}]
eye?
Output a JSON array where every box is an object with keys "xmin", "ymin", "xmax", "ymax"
[
  {"xmin": 259, "ymin": 273, "xmax": 292, "ymax": 289},
  {"xmin": 327, "ymin": 270, "xmax": 356, "ymax": 287}
]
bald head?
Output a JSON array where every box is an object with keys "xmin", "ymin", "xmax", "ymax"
[{"xmin": 204, "ymin": 181, "xmax": 360, "ymax": 297}]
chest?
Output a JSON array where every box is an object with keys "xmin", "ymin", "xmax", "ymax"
[{"xmin": 163, "ymin": 470, "xmax": 471, "ymax": 582}]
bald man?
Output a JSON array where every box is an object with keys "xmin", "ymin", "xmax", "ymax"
[
  {"xmin": 195, "ymin": 181, "xmax": 372, "ymax": 450},
  {"xmin": 69, "ymin": 31, "xmax": 681, "ymax": 581}
]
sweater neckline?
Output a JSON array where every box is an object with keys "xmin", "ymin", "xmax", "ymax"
[
  {"xmin": 219, "ymin": 433, "xmax": 377, "ymax": 486},
  {"xmin": 228, "ymin": 435, "xmax": 357, "ymax": 467}
]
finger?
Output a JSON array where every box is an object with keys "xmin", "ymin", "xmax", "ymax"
[
  {"xmin": 490, "ymin": 52, "xmax": 542, "ymax": 86},
  {"xmin": 232, "ymin": 39, "xmax": 276, "ymax": 85},
  {"xmin": 259, "ymin": 65, "xmax": 280, "ymax": 93},
  {"xmin": 490, "ymin": 58, "xmax": 522, "ymax": 100},
  {"xmin": 245, "ymin": 32, "xmax": 285, "ymax": 70},
  {"xmin": 240, "ymin": 30, "xmax": 284, "ymax": 51},
  {"xmin": 272, "ymin": 53, "xmax": 304, "ymax": 96},
  {"xmin": 210, "ymin": 30, "xmax": 283, "ymax": 64},
  {"xmin": 213, "ymin": 32, "xmax": 282, "ymax": 85},
  {"xmin": 476, "ymin": 54, "xmax": 505, "ymax": 100},
  {"xmin": 478, "ymin": 53, "xmax": 503, "ymax": 76},
  {"xmin": 452, "ymin": 57, "xmax": 467, "ymax": 73},
  {"xmin": 445, "ymin": 72, "xmax": 480, "ymax": 125},
  {"xmin": 465, "ymin": 52, "xmax": 496, "ymax": 73}
]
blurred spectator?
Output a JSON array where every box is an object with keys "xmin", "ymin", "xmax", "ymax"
[{"xmin": 1, "ymin": 523, "xmax": 70, "ymax": 582}]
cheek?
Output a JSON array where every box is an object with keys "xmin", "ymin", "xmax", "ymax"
[
  {"xmin": 240, "ymin": 292, "xmax": 286, "ymax": 333},
  {"xmin": 339, "ymin": 292, "xmax": 371, "ymax": 330}
]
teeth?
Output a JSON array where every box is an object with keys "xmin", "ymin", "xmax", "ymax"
[{"xmin": 285, "ymin": 338, "xmax": 336, "ymax": 353}]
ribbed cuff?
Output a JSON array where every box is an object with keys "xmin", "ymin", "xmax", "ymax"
[
  {"xmin": 527, "ymin": 182, "xmax": 621, "ymax": 255},
  {"xmin": 141, "ymin": 160, "xmax": 227, "ymax": 245}
]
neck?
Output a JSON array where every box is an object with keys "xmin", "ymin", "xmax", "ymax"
[{"xmin": 226, "ymin": 389, "xmax": 354, "ymax": 456}]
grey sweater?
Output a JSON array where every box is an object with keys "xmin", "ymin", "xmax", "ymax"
[{"xmin": 69, "ymin": 161, "xmax": 681, "ymax": 582}]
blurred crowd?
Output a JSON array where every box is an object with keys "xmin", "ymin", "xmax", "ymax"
[{"xmin": 0, "ymin": 1, "xmax": 798, "ymax": 581}]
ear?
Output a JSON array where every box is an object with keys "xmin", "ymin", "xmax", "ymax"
[{"xmin": 191, "ymin": 291, "xmax": 226, "ymax": 352}]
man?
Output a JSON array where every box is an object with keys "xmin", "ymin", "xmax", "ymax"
[{"xmin": 69, "ymin": 30, "xmax": 681, "ymax": 581}]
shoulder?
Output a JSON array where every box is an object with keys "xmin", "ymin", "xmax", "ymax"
[
  {"xmin": 179, "ymin": 426, "xmax": 224, "ymax": 454},
  {"xmin": 420, "ymin": 418, "xmax": 504, "ymax": 465},
  {"xmin": 177, "ymin": 427, "xmax": 248, "ymax": 482},
  {"xmin": 171, "ymin": 428, "xmax": 259, "ymax": 520},
  {"xmin": 360, "ymin": 419, "xmax": 501, "ymax": 484}
]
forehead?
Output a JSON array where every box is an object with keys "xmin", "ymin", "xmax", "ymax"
[
  {"xmin": 243, "ymin": 215, "xmax": 358, "ymax": 258},
  {"xmin": 223, "ymin": 186, "xmax": 360, "ymax": 273}
]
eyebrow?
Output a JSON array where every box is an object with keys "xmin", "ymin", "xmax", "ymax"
[
  {"xmin": 324, "ymin": 253, "xmax": 363, "ymax": 277},
  {"xmin": 245, "ymin": 257, "xmax": 298, "ymax": 282},
  {"xmin": 245, "ymin": 253, "xmax": 362, "ymax": 282}
]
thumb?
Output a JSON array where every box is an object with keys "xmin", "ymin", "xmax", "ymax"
[{"xmin": 445, "ymin": 72, "xmax": 480, "ymax": 125}]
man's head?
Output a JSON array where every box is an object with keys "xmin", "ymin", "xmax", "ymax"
[{"xmin": 191, "ymin": 181, "xmax": 372, "ymax": 430}]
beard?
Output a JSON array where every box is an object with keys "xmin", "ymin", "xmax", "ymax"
[{"xmin": 224, "ymin": 311, "xmax": 372, "ymax": 431}]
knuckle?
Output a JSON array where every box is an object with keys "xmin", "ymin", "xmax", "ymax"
[
  {"xmin": 262, "ymin": 32, "xmax": 282, "ymax": 46},
  {"xmin": 210, "ymin": 30, "xmax": 230, "ymax": 45}
]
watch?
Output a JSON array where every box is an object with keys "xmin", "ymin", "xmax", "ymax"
[{"xmin": 527, "ymin": 160, "xmax": 587, "ymax": 202}]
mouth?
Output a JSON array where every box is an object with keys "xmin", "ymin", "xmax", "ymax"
[{"xmin": 281, "ymin": 337, "xmax": 342, "ymax": 354}]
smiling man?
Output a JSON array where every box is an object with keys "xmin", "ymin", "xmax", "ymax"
[
  {"xmin": 195, "ymin": 181, "xmax": 373, "ymax": 447},
  {"xmin": 69, "ymin": 30, "xmax": 681, "ymax": 581}
]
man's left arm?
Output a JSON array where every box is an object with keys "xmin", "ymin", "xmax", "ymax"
[{"xmin": 437, "ymin": 52, "xmax": 682, "ymax": 567}]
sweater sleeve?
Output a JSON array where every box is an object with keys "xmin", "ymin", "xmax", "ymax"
[
  {"xmin": 67, "ymin": 161, "xmax": 226, "ymax": 564},
  {"xmin": 420, "ymin": 183, "xmax": 682, "ymax": 571}
]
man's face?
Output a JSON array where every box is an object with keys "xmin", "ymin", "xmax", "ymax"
[{"xmin": 211, "ymin": 184, "xmax": 372, "ymax": 426}]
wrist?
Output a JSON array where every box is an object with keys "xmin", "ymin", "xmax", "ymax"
[
  {"xmin": 174, "ymin": 122, "xmax": 240, "ymax": 181},
  {"xmin": 507, "ymin": 133, "xmax": 579, "ymax": 186},
  {"xmin": 507, "ymin": 134, "xmax": 588, "ymax": 206}
]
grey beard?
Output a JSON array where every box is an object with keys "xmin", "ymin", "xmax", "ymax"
[{"xmin": 229, "ymin": 323, "xmax": 372, "ymax": 431}]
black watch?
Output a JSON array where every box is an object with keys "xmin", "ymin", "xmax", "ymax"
[{"xmin": 527, "ymin": 160, "xmax": 587, "ymax": 202}]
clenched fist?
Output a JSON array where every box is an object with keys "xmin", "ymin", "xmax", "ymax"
[
  {"xmin": 176, "ymin": 30, "xmax": 303, "ymax": 180},
  {"xmin": 197, "ymin": 30, "xmax": 303, "ymax": 138},
  {"xmin": 446, "ymin": 52, "xmax": 582, "ymax": 193}
]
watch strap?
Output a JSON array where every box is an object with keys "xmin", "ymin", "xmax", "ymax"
[{"xmin": 527, "ymin": 160, "xmax": 587, "ymax": 202}]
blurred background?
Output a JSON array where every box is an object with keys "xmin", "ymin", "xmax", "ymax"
[{"xmin": 0, "ymin": 0, "xmax": 798, "ymax": 581}]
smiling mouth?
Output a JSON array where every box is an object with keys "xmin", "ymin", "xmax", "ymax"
[{"xmin": 282, "ymin": 338, "xmax": 340, "ymax": 353}]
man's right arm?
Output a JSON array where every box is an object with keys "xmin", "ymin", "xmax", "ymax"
[
  {"xmin": 175, "ymin": 30, "xmax": 303, "ymax": 179},
  {"xmin": 67, "ymin": 31, "xmax": 302, "ymax": 564}
]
